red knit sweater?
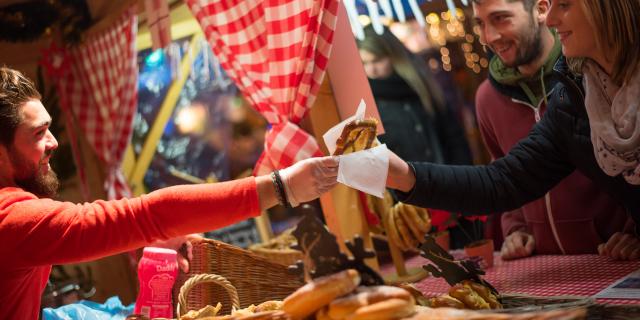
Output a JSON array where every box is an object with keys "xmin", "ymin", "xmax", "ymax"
[{"xmin": 0, "ymin": 177, "xmax": 260, "ymax": 320}]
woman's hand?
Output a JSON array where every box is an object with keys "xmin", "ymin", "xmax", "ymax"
[
  {"xmin": 280, "ymin": 156, "xmax": 339, "ymax": 206},
  {"xmin": 386, "ymin": 150, "xmax": 416, "ymax": 192},
  {"xmin": 598, "ymin": 232, "xmax": 640, "ymax": 260},
  {"xmin": 500, "ymin": 231, "xmax": 535, "ymax": 260}
]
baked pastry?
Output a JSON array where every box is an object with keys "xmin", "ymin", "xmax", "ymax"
[
  {"xmin": 428, "ymin": 294, "xmax": 466, "ymax": 309},
  {"xmin": 282, "ymin": 269, "xmax": 361, "ymax": 319},
  {"xmin": 181, "ymin": 303, "xmax": 223, "ymax": 319},
  {"xmin": 255, "ymin": 300, "xmax": 284, "ymax": 312},
  {"xmin": 428, "ymin": 280, "xmax": 501, "ymax": 310},
  {"xmin": 315, "ymin": 307, "xmax": 332, "ymax": 320},
  {"xmin": 449, "ymin": 283, "xmax": 490, "ymax": 310},
  {"xmin": 395, "ymin": 283, "xmax": 430, "ymax": 306},
  {"xmin": 384, "ymin": 202, "xmax": 431, "ymax": 251},
  {"xmin": 461, "ymin": 280, "xmax": 500, "ymax": 309},
  {"xmin": 327, "ymin": 285, "xmax": 413, "ymax": 319},
  {"xmin": 346, "ymin": 298, "xmax": 415, "ymax": 320},
  {"xmin": 334, "ymin": 118, "xmax": 378, "ymax": 155},
  {"xmin": 250, "ymin": 228, "xmax": 297, "ymax": 251}
]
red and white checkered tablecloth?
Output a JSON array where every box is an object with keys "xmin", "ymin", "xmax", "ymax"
[{"xmin": 382, "ymin": 253, "xmax": 640, "ymax": 305}]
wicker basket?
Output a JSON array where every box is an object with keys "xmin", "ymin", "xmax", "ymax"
[
  {"xmin": 176, "ymin": 273, "xmax": 240, "ymax": 318},
  {"xmin": 587, "ymin": 303, "xmax": 640, "ymax": 320},
  {"xmin": 175, "ymin": 273, "xmax": 290, "ymax": 320},
  {"xmin": 172, "ymin": 238, "xmax": 303, "ymax": 315},
  {"xmin": 498, "ymin": 293, "xmax": 594, "ymax": 313}
]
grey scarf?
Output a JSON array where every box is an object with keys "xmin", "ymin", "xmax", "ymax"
[{"xmin": 582, "ymin": 60, "xmax": 640, "ymax": 185}]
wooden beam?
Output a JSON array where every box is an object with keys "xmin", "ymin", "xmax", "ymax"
[{"xmin": 128, "ymin": 33, "xmax": 203, "ymax": 195}]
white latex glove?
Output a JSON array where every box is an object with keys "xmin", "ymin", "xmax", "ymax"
[{"xmin": 280, "ymin": 156, "xmax": 339, "ymax": 207}]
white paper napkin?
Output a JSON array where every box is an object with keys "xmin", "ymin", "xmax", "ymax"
[{"xmin": 337, "ymin": 144, "xmax": 389, "ymax": 198}]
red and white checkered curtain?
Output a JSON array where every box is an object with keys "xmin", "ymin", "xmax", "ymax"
[
  {"xmin": 55, "ymin": 8, "xmax": 138, "ymax": 199},
  {"xmin": 185, "ymin": 0, "xmax": 339, "ymax": 175}
]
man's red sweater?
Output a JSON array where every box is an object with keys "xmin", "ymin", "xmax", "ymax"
[{"xmin": 0, "ymin": 177, "xmax": 260, "ymax": 319}]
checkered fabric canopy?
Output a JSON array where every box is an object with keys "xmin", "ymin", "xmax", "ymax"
[
  {"xmin": 55, "ymin": 8, "xmax": 138, "ymax": 200},
  {"xmin": 185, "ymin": 0, "xmax": 339, "ymax": 175}
]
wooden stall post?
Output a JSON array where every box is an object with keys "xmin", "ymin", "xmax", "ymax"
[{"xmin": 304, "ymin": 2, "xmax": 427, "ymax": 283}]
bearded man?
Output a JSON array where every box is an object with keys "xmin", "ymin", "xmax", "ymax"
[{"xmin": 0, "ymin": 67, "xmax": 338, "ymax": 319}]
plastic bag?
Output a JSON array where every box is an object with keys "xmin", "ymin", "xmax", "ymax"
[{"xmin": 42, "ymin": 296, "xmax": 134, "ymax": 320}]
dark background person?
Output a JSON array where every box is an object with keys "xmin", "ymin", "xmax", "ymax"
[
  {"xmin": 358, "ymin": 26, "xmax": 472, "ymax": 165},
  {"xmin": 357, "ymin": 26, "xmax": 478, "ymax": 249}
]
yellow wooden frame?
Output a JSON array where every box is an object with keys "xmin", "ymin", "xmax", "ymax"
[
  {"xmin": 125, "ymin": 32, "xmax": 204, "ymax": 195},
  {"xmin": 123, "ymin": 18, "xmax": 274, "ymax": 241}
]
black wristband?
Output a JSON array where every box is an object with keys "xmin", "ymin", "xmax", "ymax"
[{"xmin": 271, "ymin": 170, "xmax": 291, "ymax": 208}]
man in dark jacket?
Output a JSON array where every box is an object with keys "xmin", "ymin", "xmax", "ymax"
[
  {"xmin": 472, "ymin": 0, "xmax": 631, "ymax": 260},
  {"xmin": 385, "ymin": 54, "xmax": 640, "ymax": 260}
]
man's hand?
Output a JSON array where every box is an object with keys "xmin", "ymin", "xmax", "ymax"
[
  {"xmin": 280, "ymin": 156, "xmax": 339, "ymax": 207},
  {"xmin": 598, "ymin": 232, "xmax": 640, "ymax": 260},
  {"xmin": 151, "ymin": 234, "xmax": 203, "ymax": 273},
  {"xmin": 500, "ymin": 231, "xmax": 535, "ymax": 260}
]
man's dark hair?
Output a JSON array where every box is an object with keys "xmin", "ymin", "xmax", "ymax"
[
  {"xmin": 472, "ymin": 0, "xmax": 537, "ymax": 12},
  {"xmin": 0, "ymin": 67, "xmax": 41, "ymax": 146}
]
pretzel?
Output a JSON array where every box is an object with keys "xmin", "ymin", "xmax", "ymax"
[
  {"xmin": 416, "ymin": 207, "xmax": 431, "ymax": 232},
  {"xmin": 346, "ymin": 298, "xmax": 415, "ymax": 320},
  {"xmin": 395, "ymin": 283, "xmax": 430, "ymax": 307},
  {"xmin": 428, "ymin": 294, "xmax": 465, "ymax": 309},
  {"xmin": 394, "ymin": 206, "xmax": 418, "ymax": 249},
  {"xmin": 460, "ymin": 280, "xmax": 501, "ymax": 309},
  {"xmin": 255, "ymin": 300, "xmax": 284, "ymax": 313},
  {"xmin": 386, "ymin": 205, "xmax": 408, "ymax": 251},
  {"xmin": 429, "ymin": 280, "xmax": 502, "ymax": 311},
  {"xmin": 334, "ymin": 118, "xmax": 378, "ymax": 155},
  {"xmin": 398, "ymin": 203, "xmax": 428, "ymax": 243},
  {"xmin": 282, "ymin": 269, "xmax": 360, "ymax": 319},
  {"xmin": 327, "ymin": 286, "xmax": 413, "ymax": 319},
  {"xmin": 448, "ymin": 284, "xmax": 490, "ymax": 310}
]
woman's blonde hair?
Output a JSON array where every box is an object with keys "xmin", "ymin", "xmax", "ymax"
[
  {"xmin": 580, "ymin": 0, "xmax": 640, "ymax": 85},
  {"xmin": 357, "ymin": 26, "xmax": 445, "ymax": 115}
]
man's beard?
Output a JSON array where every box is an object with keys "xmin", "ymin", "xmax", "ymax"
[
  {"xmin": 504, "ymin": 18, "xmax": 544, "ymax": 68},
  {"xmin": 9, "ymin": 147, "xmax": 59, "ymax": 198}
]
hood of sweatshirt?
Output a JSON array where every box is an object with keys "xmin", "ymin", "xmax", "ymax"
[{"xmin": 488, "ymin": 36, "xmax": 562, "ymax": 107}]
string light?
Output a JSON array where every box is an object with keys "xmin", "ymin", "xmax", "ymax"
[
  {"xmin": 421, "ymin": 6, "xmax": 487, "ymax": 74},
  {"xmin": 351, "ymin": 3, "xmax": 487, "ymax": 75}
]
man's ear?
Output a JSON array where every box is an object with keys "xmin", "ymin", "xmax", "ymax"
[{"xmin": 536, "ymin": 0, "xmax": 551, "ymax": 24}]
